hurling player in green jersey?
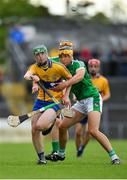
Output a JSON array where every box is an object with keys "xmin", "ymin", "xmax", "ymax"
[{"xmin": 52, "ymin": 41, "xmax": 121, "ymax": 165}]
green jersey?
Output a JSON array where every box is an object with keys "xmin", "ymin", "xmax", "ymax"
[
  {"xmin": 49, "ymin": 56, "xmax": 59, "ymax": 62},
  {"xmin": 50, "ymin": 57, "xmax": 99, "ymax": 100},
  {"xmin": 66, "ymin": 60, "xmax": 99, "ymax": 100}
]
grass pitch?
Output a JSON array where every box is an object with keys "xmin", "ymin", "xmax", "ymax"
[{"xmin": 0, "ymin": 140, "xmax": 126, "ymax": 179}]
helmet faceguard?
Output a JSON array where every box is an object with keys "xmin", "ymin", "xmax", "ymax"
[
  {"xmin": 33, "ymin": 45, "xmax": 48, "ymax": 68},
  {"xmin": 59, "ymin": 41, "xmax": 73, "ymax": 56},
  {"xmin": 33, "ymin": 45, "xmax": 48, "ymax": 55},
  {"xmin": 59, "ymin": 41, "xmax": 73, "ymax": 50}
]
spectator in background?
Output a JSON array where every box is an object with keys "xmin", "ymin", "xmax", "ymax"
[
  {"xmin": 9, "ymin": 24, "xmax": 25, "ymax": 44},
  {"xmin": 91, "ymin": 47, "xmax": 102, "ymax": 59},
  {"xmin": 20, "ymin": 25, "xmax": 36, "ymax": 43},
  {"xmin": 108, "ymin": 48, "xmax": 119, "ymax": 76},
  {"xmin": 73, "ymin": 48, "xmax": 80, "ymax": 60},
  {"xmin": 80, "ymin": 47, "xmax": 92, "ymax": 62}
]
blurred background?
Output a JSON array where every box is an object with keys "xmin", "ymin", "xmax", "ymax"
[{"xmin": 0, "ymin": 0, "xmax": 127, "ymax": 142}]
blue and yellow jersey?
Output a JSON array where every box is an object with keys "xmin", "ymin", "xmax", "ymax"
[
  {"xmin": 28, "ymin": 60, "xmax": 72, "ymax": 101},
  {"xmin": 91, "ymin": 75, "xmax": 110, "ymax": 98}
]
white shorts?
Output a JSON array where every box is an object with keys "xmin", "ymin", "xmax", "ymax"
[{"xmin": 72, "ymin": 94, "xmax": 103, "ymax": 115}]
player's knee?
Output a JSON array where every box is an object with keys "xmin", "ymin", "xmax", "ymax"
[
  {"xmin": 88, "ymin": 128, "xmax": 98, "ymax": 137},
  {"xmin": 35, "ymin": 122, "xmax": 46, "ymax": 131},
  {"xmin": 31, "ymin": 127, "xmax": 39, "ymax": 137},
  {"xmin": 59, "ymin": 121, "xmax": 67, "ymax": 130},
  {"xmin": 31, "ymin": 124, "xmax": 36, "ymax": 134}
]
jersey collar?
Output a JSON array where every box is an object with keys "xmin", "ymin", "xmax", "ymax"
[
  {"xmin": 66, "ymin": 59, "xmax": 74, "ymax": 68},
  {"xmin": 91, "ymin": 73, "xmax": 100, "ymax": 78},
  {"xmin": 38, "ymin": 59, "xmax": 52, "ymax": 70}
]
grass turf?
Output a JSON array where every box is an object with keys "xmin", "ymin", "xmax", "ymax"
[{"xmin": 0, "ymin": 140, "xmax": 126, "ymax": 179}]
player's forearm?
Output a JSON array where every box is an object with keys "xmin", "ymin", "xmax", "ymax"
[
  {"xmin": 64, "ymin": 86, "xmax": 71, "ymax": 98},
  {"xmin": 65, "ymin": 73, "xmax": 84, "ymax": 87},
  {"xmin": 62, "ymin": 86, "xmax": 71, "ymax": 107},
  {"xmin": 32, "ymin": 81, "xmax": 39, "ymax": 93},
  {"xmin": 103, "ymin": 93, "xmax": 111, "ymax": 101}
]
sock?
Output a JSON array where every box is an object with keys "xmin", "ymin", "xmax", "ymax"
[
  {"xmin": 108, "ymin": 149, "xmax": 119, "ymax": 161},
  {"xmin": 52, "ymin": 141, "xmax": 59, "ymax": 153},
  {"xmin": 78, "ymin": 145, "xmax": 85, "ymax": 151},
  {"xmin": 59, "ymin": 148, "xmax": 65, "ymax": 156},
  {"xmin": 37, "ymin": 152, "xmax": 44, "ymax": 160}
]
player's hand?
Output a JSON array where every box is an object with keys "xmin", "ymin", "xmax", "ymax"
[
  {"xmin": 53, "ymin": 81, "xmax": 68, "ymax": 91},
  {"xmin": 62, "ymin": 96, "xmax": 71, "ymax": 107},
  {"xmin": 30, "ymin": 75, "xmax": 40, "ymax": 82},
  {"xmin": 32, "ymin": 83, "xmax": 39, "ymax": 93}
]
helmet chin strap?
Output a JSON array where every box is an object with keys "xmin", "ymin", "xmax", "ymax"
[{"xmin": 37, "ymin": 61, "xmax": 48, "ymax": 68}]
